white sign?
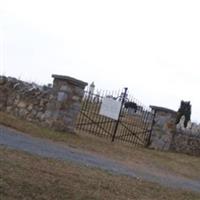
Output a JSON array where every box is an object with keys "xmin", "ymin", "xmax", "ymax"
[{"xmin": 99, "ymin": 97, "xmax": 121, "ymax": 120}]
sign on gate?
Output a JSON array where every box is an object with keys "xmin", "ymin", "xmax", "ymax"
[{"xmin": 99, "ymin": 97, "xmax": 121, "ymax": 120}]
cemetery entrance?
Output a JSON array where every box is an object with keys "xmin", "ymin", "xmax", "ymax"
[{"xmin": 76, "ymin": 88, "xmax": 155, "ymax": 147}]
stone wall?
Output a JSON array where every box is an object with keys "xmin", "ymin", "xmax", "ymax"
[
  {"xmin": 170, "ymin": 131, "xmax": 200, "ymax": 156},
  {"xmin": 150, "ymin": 105, "xmax": 200, "ymax": 156},
  {"xmin": 0, "ymin": 74, "xmax": 87, "ymax": 133}
]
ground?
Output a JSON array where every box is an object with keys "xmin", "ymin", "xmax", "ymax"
[
  {"xmin": 1, "ymin": 147, "xmax": 200, "ymax": 200},
  {"xmin": 0, "ymin": 112, "xmax": 200, "ymax": 199}
]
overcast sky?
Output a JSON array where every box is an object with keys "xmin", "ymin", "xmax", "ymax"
[{"xmin": 0, "ymin": 0, "xmax": 200, "ymax": 122}]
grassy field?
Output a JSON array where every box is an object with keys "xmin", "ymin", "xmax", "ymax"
[
  {"xmin": 0, "ymin": 111, "xmax": 200, "ymax": 182},
  {"xmin": 1, "ymin": 146, "xmax": 200, "ymax": 200}
]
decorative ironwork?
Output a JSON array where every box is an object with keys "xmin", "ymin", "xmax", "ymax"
[{"xmin": 76, "ymin": 88, "xmax": 155, "ymax": 147}]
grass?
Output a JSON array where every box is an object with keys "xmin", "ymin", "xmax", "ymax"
[
  {"xmin": 0, "ymin": 111, "xmax": 200, "ymax": 181},
  {"xmin": 1, "ymin": 146, "xmax": 200, "ymax": 200}
]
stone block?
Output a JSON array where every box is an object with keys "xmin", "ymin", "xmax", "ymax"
[
  {"xmin": 17, "ymin": 101, "xmax": 27, "ymax": 108},
  {"xmin": 27, "ymin": 104, "xmax": 33, "ymax": 111},
  {"xmin": 44, "ymin": 110, "xmax": 52, "ymax": 118},
  {"xmin": 18, "ymin": 108, "xmax": 29, "ymax": 117},
  {"xmin": 6, "ymin": 106, "xmax": 12, "ymax": 112},
  {"xmin": 72, "ymin": 95, "xmax": 80, "ymax": 101},
  {"xmin": 60, "ymin": 85, "xmax": 72, "ymax": 93},
  {"xmin": 57, "ymin": 92, "xmax": 68, "ymax": 102}
]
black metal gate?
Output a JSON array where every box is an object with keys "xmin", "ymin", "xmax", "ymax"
[{"xmin": 76, "ymin": 88, "xmax": 155, "ymax": 147}]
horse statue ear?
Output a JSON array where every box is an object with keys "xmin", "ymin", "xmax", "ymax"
[{"xmin": 185, "ymin": 101, "xmax": 191, "ymax": 106}]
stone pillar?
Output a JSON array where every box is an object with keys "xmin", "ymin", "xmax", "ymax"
[
  {"xmin": 49, "ymin": 74, "xmax": 87, "ymax": 133},
  {"xmin": 149, "ymin": 106, "xmax": 177, "ymax": 151},
  {"xmin": 0, "ymin": 76, "xmax": 8, "ymax": 111}
]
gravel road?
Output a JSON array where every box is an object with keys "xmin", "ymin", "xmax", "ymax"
[{"xmin": 0, "ymin": 124, "xmax": 200, "ymax": 193}]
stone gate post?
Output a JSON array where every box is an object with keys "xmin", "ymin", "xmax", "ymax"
[
  {"xmin": 149, "ymin": 106, "xmax": 177, "ymax": 151},
  {"xmin": 48, "ymin": 74, "xmax": 87, "ymax": 133}
]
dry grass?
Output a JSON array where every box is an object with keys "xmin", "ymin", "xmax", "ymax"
[
  {"xmin": 1, "ymin": 111, "xmax": 200, "ymax": 181},
  {"xmin": 1, "ymin": 146, "xmax": 200, "ymax": 200}
]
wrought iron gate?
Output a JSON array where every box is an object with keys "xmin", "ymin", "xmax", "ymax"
[{"xmin": 76, "ymin": 88, "xmax": 155, "ymax": 147}]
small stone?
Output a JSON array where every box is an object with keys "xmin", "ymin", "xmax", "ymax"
[
  {"xmin": 27, "ymin": 104, "xmax": 33, "ymax": 111},
  {"xmin": 74, "ymin": 86, "xmax": 84, "ymax": 96},
  {"xmin": 31, "ymin": 110, "xmax": 37, "ymax": 117},
  {"xmin": 49, "ymin": 94, "xmax": 54, "ymax": 100},
  {"xmin": 57, "ymin": 92, "xmax": 67, "ymax": 102},
  {"xmin": 17, "ymin": 101, "xmax": 27, "ymax": 108},
  {"xmin": 0, "ymin": 103, "xmax": 6, "ymax": 110},
  {"xmin": 39, "ymin": 99, "xmax": 45, "ymax": 107},
  {"xmin": 60, "ymin": 85, "xmax": 72, "ymax": 93},
  {"xmin": 36, "ymin": 112, "xmax": 43, "ymax": 119},
  {"xmin": 39, "ymin": 114, "xmax": 45, "ymax": 121},
  {"xmin": 18, "ymin": 108, "xmax": 29, "ymax": 117},
  {"xmin": 72, "ymin": 96, "xmax": 80, "ymax": 101},
  {"xmin": 44, "ymin": 110, "xmax": 52, "ymax": 118},
  {"xmin": 14, "ymin": 99, "xmax": 20, "ymax": 105},
  {"xmin": 6, "ymin": 106, "xmax": 12, "ymax": 112}
]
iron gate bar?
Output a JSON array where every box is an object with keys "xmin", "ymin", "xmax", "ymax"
[
  {"xmin": 111, "ymin": 87, "xmax": 128, "ymax": 142},
  {"xmin": 115, "ymin": 122, "xmax": 145, "ymax": 143},
  {"xmin": 78, "ymin": 125, "xmax": 113, "ymax": 138},
  {"xmin": 115, "ymin": 132, "xmax": 148, "ymax": 141},
  {"xmin": 137, "ymin": 111, "xmax": 151, "ymax": 144},
  {"xmin": 137, "ymin": 111, "xmax": 147, "ymax": 143},
  {"xmin": 94, "ymin": 90, "xmax": 109, "ymax": 135},
  {"xmin": 116, "ymin": 128, "xmax": 152, "ymax": 138},
  {"xmin": 121, "ymin": 122, "xmax": 128, "ymax": 142},
  {"xmin": 120, "ymin": 119, "xmax": 141, "ymax": 144},
  {"xmin": 125, "ymin": 117, "xmax": 135, "ymax": 143},
  {"xmin": 138, "ymin": 111, "xmax": 149, "ymax": 145},
  {"xmin": 143, "ymin": 112, "xmax": 153, "ymax": 146},
  {"xmin": 76, "ymin": 120, "xmax": 114, "ymax": 126},
  {"xmin": 86, "ymin": 93, "xmax": 100, "ymax": 135},
  {"xmin": 140, "ymin": 114, "xmax": 152, "ymax": 145},
  {"xmin": 115, "ymin": 130, "xmax": 152, "ymax": 145},
  {"xmin": 145, "ymin": 110, "xmax": 156, "ymax": 147},
  {"xmin": 76, "ymin": 87, "xmax": 156, "ymax": 146},
  {"xmin": 139, "ymin": 111, "xmax": 154, "ymax": 146},
  {"xmin": 99, "ymin": 102, "xmax": 113, "ymax": 135},
  {"xmin": 77, "ymin": 110, "xmax": 115, "ymax": 136}
]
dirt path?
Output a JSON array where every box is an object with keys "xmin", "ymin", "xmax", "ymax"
[{"xmin": 0, "ymin": 125, "xmax": 200, "ymax": 193}]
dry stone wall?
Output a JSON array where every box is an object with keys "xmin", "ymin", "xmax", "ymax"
[
  {"xmin": 1, "ymin": 74, "xmax": 200, "ymax": 156},
  {"xmin": 170, "ymin": 131, "xmax": 200, "ymax": 156},
  {"xmin": 0, "ymin": 74, "xmax": 87, "ymax": 133},
  {"xmin": 150, "ymin": 106, "xmax": 200, "ymax": 156}
]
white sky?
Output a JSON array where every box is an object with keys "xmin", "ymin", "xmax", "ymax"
[{"xmin": 0, "ymin": 0, "xmax": 200, "ymax": 122}]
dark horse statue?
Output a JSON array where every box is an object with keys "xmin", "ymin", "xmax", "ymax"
[
  {"xmin": 124, "ymin": 101, "xmax": 137, "ymax": 112},
  {"xmin": 175, "ymin": 101, "xmax": 191, "ymax": 128}
]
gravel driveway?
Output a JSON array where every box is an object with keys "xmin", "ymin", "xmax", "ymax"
[{"xmin": 0, "ymin": 124, "xmax": 200, "ymax": 193}]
